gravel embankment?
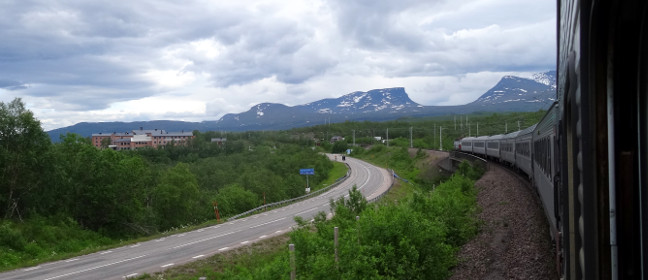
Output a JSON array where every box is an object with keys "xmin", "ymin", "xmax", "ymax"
[{"xmin": 449, "ymin": 163, "xmax": 559, "ymax": 280}]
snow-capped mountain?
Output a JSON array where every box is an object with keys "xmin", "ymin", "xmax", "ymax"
[
  {"xmin": 301, "ymin": 88, "xmax": 424, "ymax": 115},
  {"xmin": 47, "ymin": 71, "xmax": 557, "ymax": 139},
  {"xmin": 467, "ymin": 71, "xmax": 556, "ymax": 111}
]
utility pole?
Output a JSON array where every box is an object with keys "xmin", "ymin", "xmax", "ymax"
[
  {"xmin": 409, "ymin": 126, "xmax": 413, "ymax": 148},
  {"xmin": 439, "ymin": 126, "xmax": 445, "ymax": 151},
  {"xmin": 468, "ymin": 123, "xmax": 471, "ymax": 137},
  {"xmin": 505, "ymin": 122, "xmax": 508, "ymax": 133},
  {"xmin": 433, "ymin": 124, "xmax": 436, "ymax": 147},
  {"xmin": 454, "ymin": 116, "xmax": 457, "ymax": 130},
  {"xmin": 352, "ymin": 130, "xmax": 356, "ymax": 146},
  {"xmin": 518, "ymin": 120, "xmax": 521, "ymax": 130},
  {"xmin": 386, "ymin": 128, "xmax": 389, "ymax": 147},
  {"xmin": 460, "ymin": 116, "xmax": 463, "ymax": 130},
  {"xmin": 477, "ymin": 122, "xmax": 479, "ymax": 136}
]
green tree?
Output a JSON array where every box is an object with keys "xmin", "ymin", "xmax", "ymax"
[
  {"xmin": 153, "ymin": 163, "xmax": 201, "ymax": 230},
  {"xmin": 0, "ymin": 98, "xmax": 51, "ymax": 219},
  {"xmin": 331, "ymin": 140, "xmax": 348, "ymax": 153}
]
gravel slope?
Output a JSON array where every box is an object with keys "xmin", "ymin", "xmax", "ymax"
[{"xmin": 449, "ymin": 163, "xmax": 559, "ymax": 280}]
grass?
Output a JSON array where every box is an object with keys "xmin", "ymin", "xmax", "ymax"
[{"xmin": 315, "ymin": 161, "xmax": 348, "ymax": 191}]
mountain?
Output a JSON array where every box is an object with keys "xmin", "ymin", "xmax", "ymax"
[
  {"xmin": 466, "ymin": 70, "xmax": 556, "ymax": 111},
  {"xmin": 47, "ymin": 71, "xmax": 556, "ymax": 141}
]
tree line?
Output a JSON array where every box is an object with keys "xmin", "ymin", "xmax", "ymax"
[{"xmin": 0, "ymin": 98, "xmax": 332, "ymax": 238}]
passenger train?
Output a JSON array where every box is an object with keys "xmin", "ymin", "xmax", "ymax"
[{"xmin": 455, "ymin": 0, "xmax": 647, "ymax": 278}]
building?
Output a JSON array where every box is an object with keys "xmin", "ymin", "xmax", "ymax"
[{"xmin": 92, "ymin": 128, "xmax": 194, "ymax": 150}]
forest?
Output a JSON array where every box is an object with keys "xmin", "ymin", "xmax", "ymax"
[{"xmin": 0, "ymin": 97, "xmax": 544, "ymax": 271}]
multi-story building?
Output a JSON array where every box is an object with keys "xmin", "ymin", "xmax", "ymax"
[{"xmin": 91, "ymin": 128, "xmax": 194, "ymax": 150}]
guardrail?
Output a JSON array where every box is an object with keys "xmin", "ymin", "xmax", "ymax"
[
  {"xmin": 449, "ymin": 151, "xmax": 489, "ymax": 171},
  {"xmin": 227, "ymin": 163, "xmax": 352, "ymax": 221}
]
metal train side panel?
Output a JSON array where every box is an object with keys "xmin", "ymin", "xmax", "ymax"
[
  {"xmin": 486, "ymin": 134, "xmax": 504, "ymax": 159},
  {"xmin": 515, "ymin": 124, "xmax": 537, "ymax": 177},
  {"xmin": 461, "ymin": 137, "xmax": 475, "ymax": 153},
  {"xmin": 533, "ymin": 103, "xmax": 559, "ymax": 237},
  {"xmin": 473, "ymin": 136, "xmax": 488, "ymax": 156},
  {"xmin": 501, "ymin": 130, "xmax": 521, "ymax": 165}
]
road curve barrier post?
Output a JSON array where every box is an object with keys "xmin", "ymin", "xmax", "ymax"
[
  {"xmin": 289, "ymin": 243, "xmax": 296, "ymax": 280},
  {"xmin": 334, "ymin": 226, "xmax": 339, "ymax": 269}
]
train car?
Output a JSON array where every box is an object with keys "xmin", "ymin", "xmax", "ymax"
[
  {"xmin": 453, "ymin": 140, "xmax": 461, "ymax": 150},
  {"xmin": 556, "ymin": 0, "xmax": 647, "ymax": 278},
  {"xmin": 532, "ymin": 102, "xmax": 558, "ymax": 239},
  {"xmin": 460, "ymin": 137, "xmax": 475, "ymax": 153},
  {"xmin": 472, "ymin": 136, "xmax": 488, "ymax": 156},
  {"xmin": 514, "ymin": 124, "xmax": 536, "ymax": 177},
  {"xmin": 486, "ymin": 134, "xmax": 504, "ymax": 160},
  {"xmin": 500, "ymin": 130, "xmax": 520, "ymax": 166}
]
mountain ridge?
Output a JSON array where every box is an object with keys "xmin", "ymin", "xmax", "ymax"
[{"xmin": 47, "ymin": 71, "xmax": 556, "ymax": 142}]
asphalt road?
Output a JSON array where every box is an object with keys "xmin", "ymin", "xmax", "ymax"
[{"xmin": 0, "ymin": 155, "xmax": 393, "ymax": 280}]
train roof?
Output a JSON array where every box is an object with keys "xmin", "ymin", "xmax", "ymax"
[
  {"xmin": 502, "ymin": 130, "xmax": 522, "ymax": 139},
  {"xmin": 475, "ymin": 136, "xmax": 490, "ymax": 140},
  {"xmin": 487, "ymin": 134, "xmax": 505, "ymax": 141},
  {"xmin": 461, "ymin": 137, "xmax": 477, "ymax": 141},
  {"xmin": 518, "ymin": 123, "xmax": 538, "ymax": 136}
]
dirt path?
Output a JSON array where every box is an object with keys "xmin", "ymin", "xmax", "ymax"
[{"xmin": 449, "ymin": 163, "xmax": 558, "ymax": 280}]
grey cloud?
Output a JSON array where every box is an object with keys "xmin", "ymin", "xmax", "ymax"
[{"xmin": 0, "ymin": 79, "xmax": 28, "ymax": 90}]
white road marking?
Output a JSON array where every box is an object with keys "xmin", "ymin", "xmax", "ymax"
[
  {"xmin": 276, "ymin": 230, "xmax": 283, "ymax": 234},
  {"xmin": 358, "ymin": 165, "xmax": 371, "ymax": 189},
  {"xmin": 197, "ymin": 229, "xmax": 204, "ymax": 232},
  {"xmin": 65, "ymin": 258, "xmax": 79, "ymax": 263},
  {"xmin": 218, "ymin": 247, "xmax": 229, "ymax": 251},
  {"xmin": 154, "ymin": 238, "xmax": 166, "ymax": 242},
  {"xmin": 161, "ymin": 263, "xmax": 174, "ymax": 268},
  {"xmin": 100, "ymin": 250, "xmax": 113, "ymax": 255},
  {"xmin": 177, "ymin": 233, "xmax": 186, "ymax": 237},
  {"xmin": 192, "ymin": 255, "xmax": 205, "ymax": 259},
  {"xmin": 23, "ymin": 266, "xmax": 40, "ymax": 272},
  {"xmin": 249, "ymin": 217, "xmax": 285, "ymax": 229},
  {"xmin": 241, "ymin": 241, "xmax": 250, "ymax": 245},
  {"xmin": 44, "ymin": 255, "xmax": 147, "ymax": 280},
  {"xmin": 259, "ymin": 235, "xmax": 267, "ymax": 239},
  {"xmin": 124, "ymin": 273, "xmax": 138, "ymax": 278},
  {"xmin": 172, "ymin": 231, "xmax": 238, "ymax": 249},
  {"xmin": 295, "ymin": 207, "xmax": 318, "ymax": 216}
]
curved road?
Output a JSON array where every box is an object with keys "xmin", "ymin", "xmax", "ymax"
[{"xmin": 0, "ymin": 155, "xmax": 392, "ymax": 280}]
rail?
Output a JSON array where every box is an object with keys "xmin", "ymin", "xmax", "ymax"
[
  {"xmin": 227, "ymin": 163, "xmax": 352, "ymax": 221},
  {"xmin": 449, "ymin": 151, "xmax": 489, "ymax": 171}
]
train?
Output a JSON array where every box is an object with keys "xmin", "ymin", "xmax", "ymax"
[{"xmin": 454, "ymin": 0, "xmax": 647, "ymax": 278}]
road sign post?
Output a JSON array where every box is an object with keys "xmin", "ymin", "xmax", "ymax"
[{"xmin": 300, "ymin": 168, "xmax": 315, "ymax": 193}]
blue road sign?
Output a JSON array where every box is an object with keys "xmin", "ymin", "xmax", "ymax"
[{"xmin": 300, "ymin": 168, "xmax": 315, "ymax": 175}]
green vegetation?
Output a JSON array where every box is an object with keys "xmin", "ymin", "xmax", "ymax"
[
  {"xmin": 138, "ymin": 162, "xmax": 483, "ymax": 280},
  {"xmin": 0, "ymin": 97, "xmax": 521, "ymax": 274},
  {"xmin": 294, "ymin": 110, "xmax": 546, "ymax": 151},
  {"xmin": 0, "ymin": 98, "xmax": 333, "ymax": 271}
]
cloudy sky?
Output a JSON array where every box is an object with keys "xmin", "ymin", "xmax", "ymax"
[{"xmin": 0, "ymin": 0, "xmax": 555, "ymax": 131}]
